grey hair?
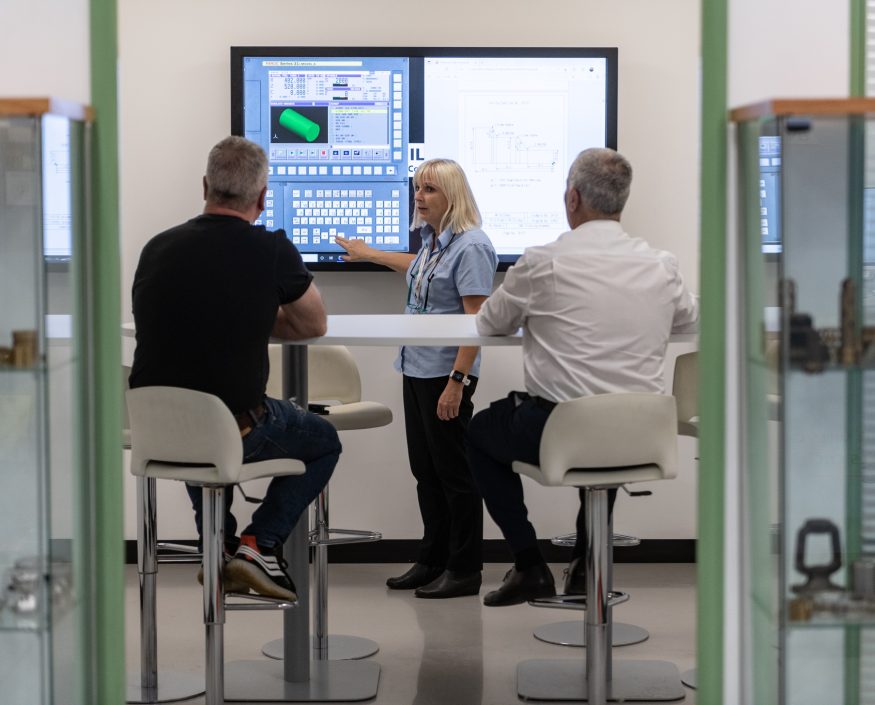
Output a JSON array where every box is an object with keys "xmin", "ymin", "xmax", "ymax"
[
  {"xmin": 204, "ymin": 136, "xmax": 268, "ymax": 211},
  {"xmin": 567, "ymin": 148, "xmax": 632, "ymax": 216}
]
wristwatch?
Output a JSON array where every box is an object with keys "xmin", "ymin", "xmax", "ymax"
[{"xmin": 449, "ymin": 369, "xmax": 471, "ymax": 386}]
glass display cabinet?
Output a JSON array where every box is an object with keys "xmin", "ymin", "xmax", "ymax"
[
  {"xmin": 732, "ymin": 98, "xmax": 875, "ymax": 705},
  {"xmin": 0, "ymin": 98, "xmax": 92, "ymax": 705}
]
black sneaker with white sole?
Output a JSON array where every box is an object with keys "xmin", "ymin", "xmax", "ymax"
[
  {"xmin": 224, "ymin": 535, "xmax": 297, "ymax": 601},
  {"xmin": 197, "ymin": 549, "xmax": 251, "ymax": 595}
]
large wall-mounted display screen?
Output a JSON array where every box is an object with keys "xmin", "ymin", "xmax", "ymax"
[{"xmin": 231, "ymin": 47, "xmax": 618, "ymax": 271}]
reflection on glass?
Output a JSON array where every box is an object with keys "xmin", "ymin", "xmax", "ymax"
[{"xmin": 41, "ymin": 114, "xmax": 72, "ymax": 263}]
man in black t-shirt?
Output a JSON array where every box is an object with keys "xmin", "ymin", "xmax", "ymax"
[{"xmin": 130, "ymin": 136, "xmax": 340, "ymax": 601}]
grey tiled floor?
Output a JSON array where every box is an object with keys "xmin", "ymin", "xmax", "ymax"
[{"xmin": 124, "ymin": 562, "xmax": 696, "ymax": 704}]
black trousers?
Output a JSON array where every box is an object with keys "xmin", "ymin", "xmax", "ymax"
[
  {"xmin": 467, "ymin": 392, "xmax": 617, "ymax": 561},
  {"xmin": 403, "ymin": 374, "xmax": 483, "ymax": 573}
]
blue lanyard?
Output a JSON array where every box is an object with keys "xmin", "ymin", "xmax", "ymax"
[{"xmin": 406, "ymin": 232, "xmax": 458, "ymax": 314}]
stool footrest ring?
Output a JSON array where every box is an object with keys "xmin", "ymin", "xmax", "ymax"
[
  {"xmin": 156, "ymin": 542, "xmax": 202, "ymax": 564},
  {"xmin": 528, "ymin": 590, "xmax": 630, "ymax": 611},
  {"xmin": 550, "ymin": 531, "xmax": 641, "ymax": 548},
  {"xmin": 225, "ymin": 593, "xmax": 297, "ymax": 611},
  {"xmin": 308, "ymin": 527, "xmax": 382, "ymax": 546},
  {"xmin": 157, "ymin": 541, "xmax": 199, "ymax": 554},
  {"xmin": 156, "ymin": 555, "xmax": 201, "ymax": 564}
]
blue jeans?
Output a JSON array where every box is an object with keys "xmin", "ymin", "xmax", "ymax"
[{"xmin": 186, "ymin": 396, "xmax": 340, "ymax": 550}]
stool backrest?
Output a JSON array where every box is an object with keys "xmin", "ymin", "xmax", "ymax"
[
  {"xmin": 267, "ymin": 344, "xmax": 362, "ymax": 404},
  {"xmin": 126, "ymin": 386, "xmax": 244, "ymax": 484},
  {"xmin": 308, "ymin": 345, "xmax": 362, "ymax": 404},
  {"xmin": 672, "ymin": 351, "xmax": 698, "ymax": 438},
  {"xmin": 538, "ymin": 393, "xmax": 678, "ymax": 486}
]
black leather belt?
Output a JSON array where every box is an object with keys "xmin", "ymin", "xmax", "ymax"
[{"xmin": 234, "ymin": 402, "xmax": 266, "ymax": 435}]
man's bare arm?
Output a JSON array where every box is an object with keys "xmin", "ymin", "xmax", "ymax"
[{"xmin": 272, "ymin": 282, "xmax": 328, "ymax": 340}]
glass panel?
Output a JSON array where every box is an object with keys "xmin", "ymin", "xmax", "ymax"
[
  {"xmin": 0, "ymin": 115, "xmax": 50, "ymax": 704},
  {"xmin": 780, "ymin": 114, "xmax": 854, "ymax": 705},
  {"xmin": 737, "ymin": 116, "xmax": 781, "ymax": 705},
  {"xmin": 0, "ymin": 110, "xmax": 88, "ymax": 705},
  {"xmin": 739, "ymin": 109, "xmax": 875, "ymax": 705}
]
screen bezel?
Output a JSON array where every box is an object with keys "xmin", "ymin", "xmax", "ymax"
[{"xmin": 230, "ymin": 46, "xmax": 619, "ymax": 272}]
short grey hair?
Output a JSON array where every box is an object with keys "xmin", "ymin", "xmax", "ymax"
[
  {"xmin": 567, "ymin": 148, "xmax": 632, "ymax": 216},
  {"xmin": 204, "ymin": 136, "xmax": 268, "ymax": 211}
]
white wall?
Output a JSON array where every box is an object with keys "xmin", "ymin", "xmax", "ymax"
[
  {"xmin": 729, "ymin": 0, "xmax": 850, "ymax": 106},
  {"xmin": 117, "ymin": 0, "xmax": 702, "ymax": 544},
  {"xmin": 0, "ymin": 1, "xmax": 90, "ymax": 103}
]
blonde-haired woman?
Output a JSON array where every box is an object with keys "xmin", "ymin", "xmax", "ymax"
[{"xmin": 336, "ymin": 159, "xmax": 497, "ymax": 599}]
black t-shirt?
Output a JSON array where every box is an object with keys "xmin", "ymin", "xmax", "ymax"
[{"xmin": 129, "ymin": 214, "xmax": 313, "ymax": 414}]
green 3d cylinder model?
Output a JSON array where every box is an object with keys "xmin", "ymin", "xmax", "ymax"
[{"xmin": 279, "ymin": 108, "xmax": 320, "ymax": 142}]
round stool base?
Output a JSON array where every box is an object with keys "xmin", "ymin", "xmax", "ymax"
[
  {"xmin": 126, "ymin": 670, "xmax": 204, "ymax": 703},
  {"xmin": 681, "ymin": 667, "xmax": 697, "ymax": 689},
  {"xmin": 533, "ymin": 620, "xmax": 649, "ymax": 647},
  {"xmin": 262, "ymin": 634, "xmax": 379, "ymax": 661}
]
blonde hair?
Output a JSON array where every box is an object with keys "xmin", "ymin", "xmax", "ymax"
[{"xmin": 410, "ymin": 159, "xmax": 482, "ymax": 234}]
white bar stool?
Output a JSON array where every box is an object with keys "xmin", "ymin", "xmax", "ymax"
[
  {"xmin": 127, "ymin": 386, "xmax": 304, "ymax": 705},
  {"xmin": 123, "ymin": 366, "xmax": 204, "ymax": 703},
  {"xmin": 262, "ymin": 345, "xmax": 391, "ymax": 662},
  {"xmin": 512, "ymin": 393, "xmax": 685, "ymax": 704}
]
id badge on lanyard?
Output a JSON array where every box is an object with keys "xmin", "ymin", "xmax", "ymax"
[{"xmin": 406, "ymin": 232, "xmax": 456, "ymax": 314}]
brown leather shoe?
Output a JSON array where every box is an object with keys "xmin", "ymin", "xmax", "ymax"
[
  {"xmin": 483, "ymin": 564, "xmax": 556, "ymax": 606},
  {"xmin": 414, "ymin": 570, "xmax": 481, "ymax": 599},
  {"xmin": 386, "ymin": 563, "xmax": 444, "ymax": 590}
]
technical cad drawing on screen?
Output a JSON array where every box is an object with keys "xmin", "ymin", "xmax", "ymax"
[{"xmin": 424, "ymin": 57, "xmax": 609, "ymax": 255}]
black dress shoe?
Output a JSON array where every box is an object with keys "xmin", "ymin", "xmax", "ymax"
[
  {"xmin": 386, "ymin": 563, "xmax": 444, "ymax": 590},
  {"xmin": 414, "ymin": 570, "xmax": 482, "ymax": 599},
  {"xmin": 563, "ymin": 556, "xmax": 586, "ymax": 595},
  {"xmin": 483, "ymin": 563, "xmax": 556, "ymax": 606}
]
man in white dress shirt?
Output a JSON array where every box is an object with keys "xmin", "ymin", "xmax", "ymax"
[{"xmin": 467, "ymin": 147, "xmax": 699, "ymax": 606}]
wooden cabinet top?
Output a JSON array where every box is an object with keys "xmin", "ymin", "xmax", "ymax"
[
  {"xmin": 730, "ymin": 98, "xmax": 875, "ymax": 122},
  {"xmin": 0, "ymin": 97, "xmax": 94, "ymax": 122}
]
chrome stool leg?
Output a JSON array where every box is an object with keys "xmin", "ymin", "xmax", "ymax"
[
  {"xmin": 262, "ymin": 486, "xmax": 379, "ymax": 661},
  {"xmin": 127, "ymin": 477, "xmax": 204, "ymax": 703},
  {"xmin": 518, "ymin": 488, "xmax": 684, "ymax": 702},
  {"xmin": 203, "ymin": 486, "xmax": 225, "ymax": 705},
  {"xmin": 586, "ymin": 488, "xmax": 610, "ymax": 704},
  {"xmin": 533, "ymin": 529, "xmax": 649, "ymax": 648}
]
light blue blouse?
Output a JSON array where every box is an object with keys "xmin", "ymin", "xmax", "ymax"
[{"xmin": 394, "ymin": 224, "xmax": 497, "ymax": 378}]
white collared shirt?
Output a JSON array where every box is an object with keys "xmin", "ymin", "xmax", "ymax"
[{"xmin": 476, "ymin": 220, "xmax": 699, "ymax": 402}]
